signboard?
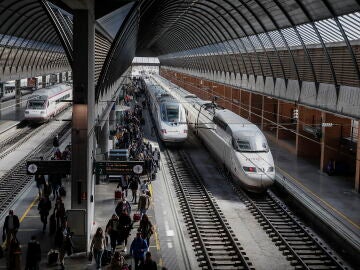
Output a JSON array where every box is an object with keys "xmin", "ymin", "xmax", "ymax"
[
  {"xmin": 26, "ymin": 160, "xmax": 71, "ymax": 175},
  {"xmin": 94, "ymin": 161, "xmax": 146, "ymax": 175}
]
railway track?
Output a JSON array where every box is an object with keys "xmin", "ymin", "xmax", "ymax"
[
  {"xmin": 0, "ymin": 124, "xmax": 45, "ymax": 160},
  {"xmin": 0, "ymin": 121, "xmax": 71, "ymax": 216},
  {"xmin": 165, "ymin": 149, "xmax": 253, "ymax": 270},
  {"xmin": 227, "ymin": 179, "xmax": 350, "ymax": 270}
]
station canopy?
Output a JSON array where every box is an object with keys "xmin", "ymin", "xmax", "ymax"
[{"xmin": 1, "ymin": 0, "xmax": 360, "ymax": 115}]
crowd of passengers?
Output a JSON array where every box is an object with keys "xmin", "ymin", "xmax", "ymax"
[{"xmin": 1, "ymin": 85, "xmax": 164, "ymax": 270}]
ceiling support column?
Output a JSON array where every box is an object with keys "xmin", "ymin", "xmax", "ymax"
[{"xmin": 70, "ymin": 0, "xmax": 95, "ymax": 252}]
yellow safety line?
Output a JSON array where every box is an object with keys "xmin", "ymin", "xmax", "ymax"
[
  {"xmin": 1, "ymin": 195, "xmax": 38, "ymax": 248},
  {"xmin": 20, "ymin": 195, "xmax": 38, "ymax": 223},
  {"xmin": 277, "ymin": 166, "xmax": 360, "ymax": 230}
]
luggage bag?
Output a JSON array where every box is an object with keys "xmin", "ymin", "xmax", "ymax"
[
  {"xmin": 133, "ymin": 212, "xmax": 141, "ymax": 222},
  {"xmin": 47, "ymin": 249, "xmax": 59, "ymax": 266},
  {"xmin": 115, "ymin": 190, "xmax": 122, "ymax": 200}
]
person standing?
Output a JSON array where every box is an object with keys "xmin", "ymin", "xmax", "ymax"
[
  {"xmin": 25, "ymin": 235, "xmax": 41, "ymax": 270},
  {"xmin": 38, "ymin": 196, "xmax": 52, "ymax": 232},
  {"xmin": 138, "ymin": 190, "xmax": 150, "ymax": 218},
  {"xmin": 153, "ymin": 148, "xmax": 160, "ymax": 170},
  {"xmin": 53, "ymin": 135, "xmax": 59, "ymax": 150},
  {"xmin": 3, "ymin": 210, "xmax": 20, "ymax": 248},
  {"xmin": 142, "ymin": 251, "xmax": 157, "ymax": 270},
  {"xmin": 130, "ymin": 232, "xmax": 148, "ymax": 270},
  {"xmin": 90, "ymin": 227, "xmax": 106, "ymax": 270},
  {"xmin": 129, "ymin": 176, "xmax": 139, "ymax": 203}
]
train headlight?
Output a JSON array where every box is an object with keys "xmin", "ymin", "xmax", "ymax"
[
  {"xmin": 160, "ymin": 129, "xmax": 167, "ymax": 134},
  {"xmin": 267, "ymin": 167, "xmax": 274, "ymax": 172},
  {"xmin": 243, "ymin": 166, "xmax": 257, "ymax": 172}
]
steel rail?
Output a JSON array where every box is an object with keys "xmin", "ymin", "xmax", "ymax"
[{"xmin": 165, "ymin": 148, "xmax": 253, "ymax": 270}]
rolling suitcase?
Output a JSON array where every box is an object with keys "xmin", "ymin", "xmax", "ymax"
[
  {"xmin": 115, "ymin": 189, "xmax": 123, "ymax": 200},
  {"xmin": 101, "ymin": 250, "xmax": 112, "ymax": 266},
  {"xmin": 47, "ymin": 249, "xmax": 59, "ymax": 266},
  {"xmin": 133, "ymin": 212, "xmax": 141, "ymax": 222}
]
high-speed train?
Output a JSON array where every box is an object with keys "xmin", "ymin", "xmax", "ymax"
[
  {"xmin": 152, "ymin": 75, "xmax": 275, "ymax": 192},
  {"xmin": 144, "ymin": 77, "xmax": 188, "ymax": 143},
  {"xmin": 24, "ymin": 83, "xmax": 72, "ymax": 123}
]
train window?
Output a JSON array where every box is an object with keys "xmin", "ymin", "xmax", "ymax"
[
  {"xmin": 233, "ymin": 131, "xmax": 269, "ymax": 152},
  {"xmin": 166, "ymin": 105, "xmax": 179, "ymax": 122},
  {"xmin": 27, "ymin": 100, "xmax": 46, "ymax": 109}
]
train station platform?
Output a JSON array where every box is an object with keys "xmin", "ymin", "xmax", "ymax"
[{"xmin": 268, "ymin": 138, "xmax": 360, "ymax": 259}]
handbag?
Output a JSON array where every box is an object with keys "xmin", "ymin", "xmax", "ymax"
[
  {"xmin": 133, "ymin": 212, "xmax": 141, "ymax": 222},
  {"xmin": 88, "ymin": 251, "xmax": 93, "ymax": 262}
]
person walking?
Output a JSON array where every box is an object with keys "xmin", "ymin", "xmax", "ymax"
[
  {"xmin": 130, "ymin": 232, "xmax": 148, "ymax": 270},
  {"xmin": 3, "ymin": 210, "xmax": 20, "ymax": 248},
  {"xmin": 56, "ymin": 221, "xmax": 72, "ymax": 270},
  {"xmin": 90, "ymin": 227, "xmax": 106, "ymax": 270},
  {"xmin": 117, "ymin": 209, "xmax": 132, "ymax": 252},
  {"xmin": 38, "ymin": 196, "xmax": 52, "ymax": 232},
  {"xmin": 142, "ymin": 251, "xmax": 157, "ymax": 270},
  {"xmin": 54, "ymin": 197, "xmax": 66, "ymax": 229},
  {"xmin": 138, "ymin": 190, "xmax": 150, "ymax": 218},
  {"xmin": 105, "ymin": 215, "xmax": 120, "ymax": 253},
  {"xmin": 138, "ymin": 214, "xmax": 154, "ymax": 247},
  {"xmin": 34, "ymin": 174, "xmax": 45, "ymax": 198},
  {"xmin": 25, "ymin": 235, "xmax": 41, "ymax": 270}
]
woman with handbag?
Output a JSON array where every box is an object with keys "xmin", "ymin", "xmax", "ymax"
[{"xmin": 90, "ymin": 227, "xmax": 106, "ymax": 270}]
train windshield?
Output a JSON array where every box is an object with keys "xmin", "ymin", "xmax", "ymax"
[
  {"xmin": 233, "ymin": 131, "xmax": 269, "ymax": 152},
  {"xmin": 27, "ymin": 100, "xmax": 46, "ymax": 109},
  {"xmin": 161, "ymin": 104, "xmax": 180, "ymax": 122}
]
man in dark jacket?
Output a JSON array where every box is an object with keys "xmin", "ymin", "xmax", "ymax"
[
  {"xmin": 143, "ymin": 251, "xmax": 157, "ymax": 270},
  {"xmin": 130, "ymin": 232, "xmax": 148, "ymax": 270},
  {"xmin": 3, "ymin": 210, "xmax": 20, "ymax": 248},
  {"xmin": 25, "ymin": 235, "xmax": 41, "ymax": 270},
  {"xmin": 38, "ymin": 196, "xmax": 52, "ymax": 232}
]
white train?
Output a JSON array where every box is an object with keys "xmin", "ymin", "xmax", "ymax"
[
  {"xmin": 24, "ymin": 83, "xmax": 72, "ymax": 123},
  {"xmin": 144, "ymin": 77, "xmax": 188, "ymax": 143},
  {"xmin": 0, "ymin": 80, "xmax": 28, "ymax": 101},
  {"xmin": 153, "ymin": 75, "xmax": 275, "ymax": 192}
]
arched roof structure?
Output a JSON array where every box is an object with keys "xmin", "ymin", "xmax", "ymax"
[{"xmin": 1, "ymin": 0, "xmax": 360, "ymax": 117}]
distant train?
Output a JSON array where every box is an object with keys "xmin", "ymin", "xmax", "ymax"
[
  {"xmin": 153, "ymin": 75, "xmax": 275, "ymax": 192},
  {"xmin": 0, "ymin": 80, "xmax": 28, "ymax": 102},
  {"xmin": 144, "ymin": 77, "xmax": 188, "ymax": 143},
  {"xmin": 24, "ymin": 83, "xmax": 72, "ymax": 123}
]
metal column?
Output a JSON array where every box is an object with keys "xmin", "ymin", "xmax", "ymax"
[
  {"xmin": 15, "ymin": 79, "xmax": 21, "ymax": 108},
  {"xmin": 59, "ymin": 72, "xmax": 63, "ymax": 83},
  {"xmin": 100, "ymin": 117, "xmax": 109, "ymax": 156},
  {"xmin": 42, "ymin": 75, "xmax": 46, "ymax": 88},
  {"xmin": 71, "ymin": 0, "xmax": 95, "ymax": 252}
]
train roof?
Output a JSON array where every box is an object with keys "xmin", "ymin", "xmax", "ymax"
[
  {"xmin": 215, "ymin": 109, "xmax": 259, "ymax": 133},
  {"xmin": 29, "ymin": 83, "xmax": 71, "ymax": 99}
]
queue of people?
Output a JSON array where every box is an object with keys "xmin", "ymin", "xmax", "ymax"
[
  {"xmin": 1, "ymin": 82, "xmax": 163, "ymax": 269},
  {"xmin": 88, "ymin": 89, "xmax": 161, "ymax": 269}
]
